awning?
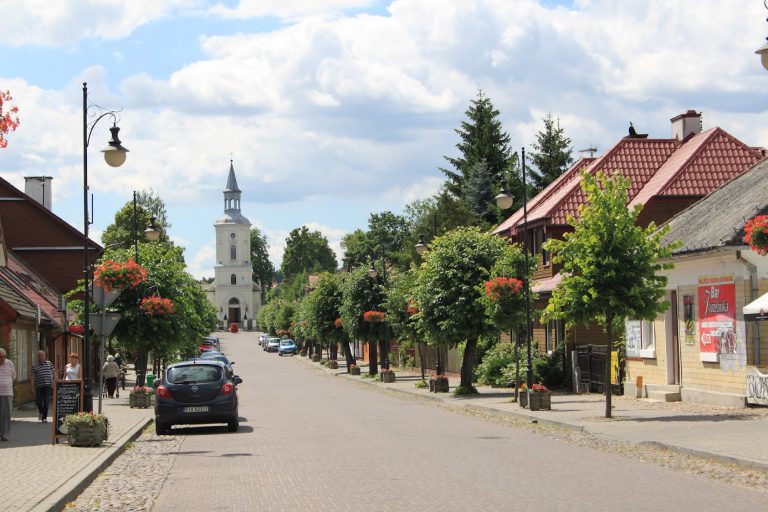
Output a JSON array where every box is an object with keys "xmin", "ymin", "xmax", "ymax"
[{"xmin": 744, "ymin": 292, "xmax": 768, "ymax": 320}]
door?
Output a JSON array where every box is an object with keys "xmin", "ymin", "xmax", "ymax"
[{"xmin": 668, "ymin": 291, "xmax": 681, "ymax": 385}]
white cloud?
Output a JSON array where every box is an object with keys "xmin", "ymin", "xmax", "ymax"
[
  {"xmin": 209, "ymin": 0, "xmax": 375, "ymax": 21},
  {"xmin": 188, "ymin": 244, "xmax": 216, "ymax": 279}
]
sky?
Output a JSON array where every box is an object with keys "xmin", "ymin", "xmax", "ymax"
[{"xmin": 1, "ymin": 0, "xmax": 768, "ymax": 280}]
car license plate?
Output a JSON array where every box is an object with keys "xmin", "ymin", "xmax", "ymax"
[{"xmin": 183, "ymin": 406, "xmax": 209, "ymax": 413}]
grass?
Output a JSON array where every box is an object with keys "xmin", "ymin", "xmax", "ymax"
[{"xmin": 414, "ymin": 380, "xmax": 428, "ymax": 389}]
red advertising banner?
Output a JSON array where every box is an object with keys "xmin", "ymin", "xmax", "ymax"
[{"xmin": 697, "ymin": 275, "xmax": 736, "ymax": 363}]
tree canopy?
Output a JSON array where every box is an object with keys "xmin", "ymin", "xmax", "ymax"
[
  {"xmin": 529, "ymin": 114, "xmax": 574, "ymax": 194},
  {"xmin": 250, "ymin": 227, "xmax": 275, "ymax": 291},
  {"xmin": 280, "ymin": 226, "xmax": 337, "ymax": 281},
  {"xmin": 101, "ymin": 191, "xmax": 172, "ymax": 248}
]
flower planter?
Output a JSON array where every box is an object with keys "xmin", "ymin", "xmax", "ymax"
[
  {"xmin": 299, "ymin": 349, "xmax": 307, "ymax": 357},
  {"xmin": 129, "ymin": 392, "xmax": 152, "ymax": 409},
  {"xmin": 527, "ymin": 391, "xmax": 551, "ymax": 411},
  {"xmin": 430, "ymin": 377, "xmax": 449, "ymax": 393},
  {"xmin": 380, "ymin": 370, "xmax": 396, "ymax": 383},
  {"xmin": 312, "ymin": 354, "xmax": 321, "ymax": 362},
  {"xmin": 519, "ymin": 390, "xmax": 528, "ymax": 408},
  {"xmin": 68, "ymin": 424, "xmax": 107, "ymax": 447},
  {"xmin": 328, "ymin": 360, "xmax": 339, "ymax": 369},
  {"xmin": 349, "ymin": 366, "xmax": 361, "ymax": 375}
]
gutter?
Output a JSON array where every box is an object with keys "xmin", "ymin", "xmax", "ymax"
[{"xmin": 736, "ymin": 251, "xmax": 760, "ymax": 366}]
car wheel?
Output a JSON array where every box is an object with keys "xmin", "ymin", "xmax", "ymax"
[
  {"xmin": 156, "ymin": 421, "xmax": 170, "ymax": 436},
  {"xmin": 227, "ymin": 418, "xmax": 239, "ymax": 432}
]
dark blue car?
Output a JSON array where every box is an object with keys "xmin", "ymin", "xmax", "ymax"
[{"xmin": 278, "ymin": 339, "xmax": 298, "ymax": 356}]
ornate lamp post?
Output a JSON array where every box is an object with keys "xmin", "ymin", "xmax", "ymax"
[
  {"xmin": 757, "ymin": 1, "xmax": 768, "ymax": 70},
  {"xmin": 133, "ymin": 191, "xmax": 160, "ymax": 387},
  {"xmin": 82, "ymin": 82, "xmax": 129, "ymax": 412},
  {"xmin": 414, "ymin": 212, "xmax": 444, "ymax": 376}
]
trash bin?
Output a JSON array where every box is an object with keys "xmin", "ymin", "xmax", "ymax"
[{"xmin": 146, "ymin": 374, "xmax": 156, "ymax": 388}]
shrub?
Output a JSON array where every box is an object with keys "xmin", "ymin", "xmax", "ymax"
[{"xmin": 533, "ymin": 343, "xmax": 566, "ymax": 388}]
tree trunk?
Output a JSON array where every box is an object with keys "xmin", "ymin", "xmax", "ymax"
[
  {"xmin": 330, "ymin": 343, "xmax": 338, "ymax": 360},
  {"xmin": 378, "ymin": 339, "xmax": 387, "ymax": 370},
  {"xmin": 460, "ymin": 337, "xmax": 478, "ymax": 390},
  {"xmin": 418, "ymin": 343, "xmax": 426, "ymax": 380},
  {"xmin": 368, "ymin": 340, "xmax": 378, "ymax": 376},
  {"xmin": 605, "ymin": 318, "xmax": 613, "ymax": 419}
]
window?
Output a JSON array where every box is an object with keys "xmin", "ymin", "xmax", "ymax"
[
  {"xmin": 11, "ymin": 327, "xmax": 31, "ymax": 381},
  {"xmin": 545, "ymin": 319, "xmax": 564, "ymax": 353},
  {"xmin": 230, "ymin": 245, "xmax": 237, "ymax": 260},
  {"xmin": 230, "ymin": 274, "xmax": 237, "ymax": 285},
  {"xmin": 625, "ymin": 320, "xmax": 656, "ymax": 358}
]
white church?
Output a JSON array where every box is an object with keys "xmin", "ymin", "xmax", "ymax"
[{"xmin": 205, "ymin": 161, "xmax": 262, "ymax": 330}]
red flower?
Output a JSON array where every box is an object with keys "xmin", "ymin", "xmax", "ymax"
[
  {"xmin": 406, "ymin": 300, "xmax": 418, "ymax": 316},
  {"xmin": 531, "ymin": 383, "xmax": 549, "ymax": 393},
  {"xmin": 744, "ymin": 215, "xmax": 768, "ymax": 256},
  {"xmin": 140, "ymin": 296, "xmax": 174, "ymax": 318},
  {"xmin": 334, "ymin": 318, "xmax": 343, "ymax": 329},
  {"xmin": 94, "ymin": 259, "xmax": 147, "ymax": 291},
  {"xmin": 363, "ymin": 310, "xmax": 385, "ymax": 323},
  {"xmin": 484, "ymin": 277, "xmax": 523, "ymax": 302}
]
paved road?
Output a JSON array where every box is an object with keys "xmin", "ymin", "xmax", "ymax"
[{"xmin": 152, "ymin": 331, "xmax": 768, "ymax": 512}]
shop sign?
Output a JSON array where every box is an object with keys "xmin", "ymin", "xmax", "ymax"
[{"xmin": 697, "ymin": 275, "xmax": 735, "ymax": 363}]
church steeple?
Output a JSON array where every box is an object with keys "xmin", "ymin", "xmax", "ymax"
[{"xmin": 224, "ymin": 160, "xmax": 241, "ymax": 212}]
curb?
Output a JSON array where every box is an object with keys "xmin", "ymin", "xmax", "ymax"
[
  {"xmin": 31, "ymin": 416, "xmax": 153, "ymax": 512},
  {"xmin": 636, "ymin": 440, "xmax": 768, "ymax": 472}
]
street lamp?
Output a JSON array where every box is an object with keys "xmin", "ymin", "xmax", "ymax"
[
  {"xmin": 414, "ymin": 212, "xmax": 443, "ymax": 376},
  {"xmin": 367, "ymin": 259, "xmax": 391, "ymax": 371},
  {"xmin": 757, "ymin": 0, "xmax": 768, "ymax": 70},
  {"xmin": 496, "ymin": 148, "xmax": 533, "ymax": 390},
  {"xmin": 133, "ymin": 191, "xmax": 161, "ymax": 387},
  {"xmin": 82, "ymin": 82, "xmax": 129, "ymax": 412}
]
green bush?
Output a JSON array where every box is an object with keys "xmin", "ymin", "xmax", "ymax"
[
  {"xmin": 532, "ymin": 343, "xmax": 566, "ymax": 388},
  {"xmin": 476, "ymin": 341, "xmax": 550, "ymax": 388}
]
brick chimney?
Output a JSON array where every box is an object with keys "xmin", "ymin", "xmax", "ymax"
[
  {"xmin": 24, "ymin": 176, "xmax": 53, "ymax": 211},
  {"xmin": 671, "ymin": 110, "xmax": 702, "ymax": 141}
]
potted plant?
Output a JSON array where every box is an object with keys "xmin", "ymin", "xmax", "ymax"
[
  {"xmin": 140, "ymin": 296, "xmax": 174, "ymax": 318},
  {"xmin": 363, "ymin": 310, "xmax": 385, "ymax": 323},
  {"xmin": 349, "ymin": 363, "xmax": 361, "ymax": 376},
  {"xmin": 744, "ymin": 214, "xmax": 768, "ymax": 255},
  {"xmin": 527, "ymin": 383, "xmax": 551, "ymax": 411},
  {"xmin": 94, "ymin": 259, "xmax": 147, "ymax": 292},
  {"xmin": 229, "ymin": 322, "xmax": 239, "ymax": 333},
  {"xmin": 429, "ymin": 374, "xmax": 449, "ymax": 393},
  {"xmin": 519, "ymin": 383, "xmax": 528, "ymax": 408},
  {"xmin": 129, "ymin": 385, "xmax": 153, "ymax": 408},
  {"xmin": 379, "ymin": 368, "xmax": 396, "ymax": 383},
  {"xmin": 328, "ymin": 360, "xmax": 339, "ymax": 369},
  {"xmin": 63, "ymin": 412, "xmax": 109, "ymax": 446}
]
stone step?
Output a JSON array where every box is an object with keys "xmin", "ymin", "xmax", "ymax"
[{"xmin": 647, "ymin": 390, "xmax": 682, "ymax": 402}]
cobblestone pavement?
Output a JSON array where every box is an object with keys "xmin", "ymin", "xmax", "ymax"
[{"xmin": 64, "ymin": 424, "xmax": 184, "ymax": 511}]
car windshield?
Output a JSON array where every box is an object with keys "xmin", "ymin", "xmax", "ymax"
[
  {"xmin": 269, "ymin": 339, "xmax": 280, "ymax": 343},
  {"xmin": 280, "ymin": 340, "xmax": 293, "ymax": 345},
  {"xmin": 201, "ymin": 341, "xmax": 215, "ymax": 346},
  {"xmin": 167, "ymin": 365, "xmax": 222, "ymax": 384}
]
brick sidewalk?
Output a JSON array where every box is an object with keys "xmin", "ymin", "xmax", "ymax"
[
  {"xmin": 1, "ymin": 382, "xmax": 153, "ymax": 512},
  {"xmin": 298, "ymin": 355, "xmax": 768, "ymax": 471}
]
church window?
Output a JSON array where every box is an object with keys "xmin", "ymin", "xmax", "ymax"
[
  {"xmin": 231, "ymin": 245, "xmax": 237, "ymax": 260},
  {"xmin": 231, "ymin": 274, "xmax": 237, "ymax": 285}
]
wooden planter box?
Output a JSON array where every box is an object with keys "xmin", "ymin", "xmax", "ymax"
[
  {"xmin": 299, "ymin": 349, "xmax": 307, "ymax": 357},
  {"xmin": 430, "ymin": 377, "xmax": 449, "ymax": 393},
  {"xmin": 311, "ymin": 354, "xmax": 321, "ymax": 362},
  {"xmin": 527, "ymin": 391, "xmax": 551, "ymax": 411},
  {"xmin": 519, "ymin": 390, "xmax": 528, "ymax": 408},
  {"xmin": 380, "ymin": 370, "xmax": 396, "ymax": 383},
  {"xmin": 328, "ymin": 360, "xmax": 339, "ymax": 369},
  {"xmin": 68, "ymin": 425, "xmax": 107, "ymax": 447},
  {"xmin": 129, "ymin": 392, "xmax": 152, "ymax": 409},
  {"xmin": 349, "ymin": 367, "xmax": 361, "ymax": 375}
]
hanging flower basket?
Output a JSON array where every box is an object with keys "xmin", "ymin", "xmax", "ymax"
[
  {"xmin": 334, "ymin": 318, "xmax": 343, "ymax": 329},
  {"xmin": 140, "ymin": 296, "xmax": 174, "ymax": 318},
  {"xmin": 94, "ymin": 259, "xmax": 147, "ymax": 292},
  {"xmin": 363, "ymin": 310, "xmax": 385, "ymax": 323},
  {"xmin": 744, "ymin": 215, "xmax": 768, "ymax": 255},
  {"xmin": 406, "ymin": 300, "xmax": 418, "ymax": 316},
  {"xmin": 0, "ymin": 90, "xmax": 20, "ymax": 149},
  {"xmin": 484, "ymin": 277, "xmax": 524, "ymax": 301}
]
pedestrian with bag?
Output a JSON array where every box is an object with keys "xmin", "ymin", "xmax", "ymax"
[
  {"xmin": 31, "ymin": 350, "xmax": 54, "ymax": 423},
  {"xmin": 0, "ymin": 348, "xmax": 16, "ymax": 441}
]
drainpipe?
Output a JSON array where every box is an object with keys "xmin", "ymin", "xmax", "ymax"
[{"xmin": 736, "ymin": 251, "xmax": 760, "ymax": 366}]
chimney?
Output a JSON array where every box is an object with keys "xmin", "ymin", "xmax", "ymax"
[
  {"xmin": 24, "ymin": 176, "xmax": 53, "ymax": 211},
  {"xmin": 671, "ymin": 110, "xmax": 702, "ymax": 141}
]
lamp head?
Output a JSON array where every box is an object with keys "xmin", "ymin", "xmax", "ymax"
[
  {"xmin": 415, "ymin": 234, "xmax": 427, "ymax": 255},
  {"xmin": 367, "ymin": 265, "xmax": 378, "ymax": 279},
  {"xmin": 757, "ymin": 41, "xmax": 768, "ymax": 71},
  {"xmin": 144, "ymin": 216, "xmax": 161, "ymax": 241},
  {"xmin": 101, "ymin": 124, "xmax": 129, "ymax": 167},
  {"xmin": 495, "ymin": 187, "xmax": 514, "ymax": 210}
]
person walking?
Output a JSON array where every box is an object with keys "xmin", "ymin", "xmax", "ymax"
[
  {"xmin": 102, "ymin": 355, "xmax": 120, "ymax": 398},
  {"xmin": 31, "ymin": 350, "xmax": 54, "ymax": 423},
  {"xmin": 64, "ymin": 353, "xmax": 81, "ymax": 380},
  {"xmin": 0, "ymin": 348, "xmax": 17, "ymax": 441}
]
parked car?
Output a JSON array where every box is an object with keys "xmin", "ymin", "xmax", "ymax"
[
  {"xmin": 265, "ymin": 338, "xmax": 281, "ymax": 352},
  {"xmin": 278, "ymin": 339, "xmax": 297, "ymax": 356},
  {"xmin": 203, "ymin": 336, "xmax": 221, "ymax": 350},
  {"xmin": 154, "ymin": 360, "xmax": 242, "ymax": 435},
  {"xmin": 199, "ymin": 338, "xmax": 218, "ymax": 353},
  {"xmin": 259, "ymin": 334, "xmax": 268, "ymax": 345},
  {"xmin": 198, "ymin": 352, "xmax": 236, "ymax": 380}
]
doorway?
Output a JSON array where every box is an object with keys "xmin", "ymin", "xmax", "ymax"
[{"xmin": 228, "ymin": 298, "xmax": 241, "ymax": 324}]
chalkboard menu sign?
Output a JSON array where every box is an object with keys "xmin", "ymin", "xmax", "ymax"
[{"xmin": 52, "ymin": 380, "xmax": 83, "ymax": 444}]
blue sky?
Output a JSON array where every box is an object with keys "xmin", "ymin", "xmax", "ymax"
[{"xmin": 1, "ymin": 0, "xmax": 767, "ymax": 279}]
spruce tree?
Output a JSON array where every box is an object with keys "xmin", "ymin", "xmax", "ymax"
[{"xmin": 529, "ymin": 114, "xmax": 573, "ymax": 194}]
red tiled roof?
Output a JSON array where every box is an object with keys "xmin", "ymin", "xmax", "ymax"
[
  {"xmin": 0, "ymin": 251, "xmax": 61, "ymax": 325},
  {"xmin": 496, "ymin": 123, "xmax": 764, "ymax": 233}
]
